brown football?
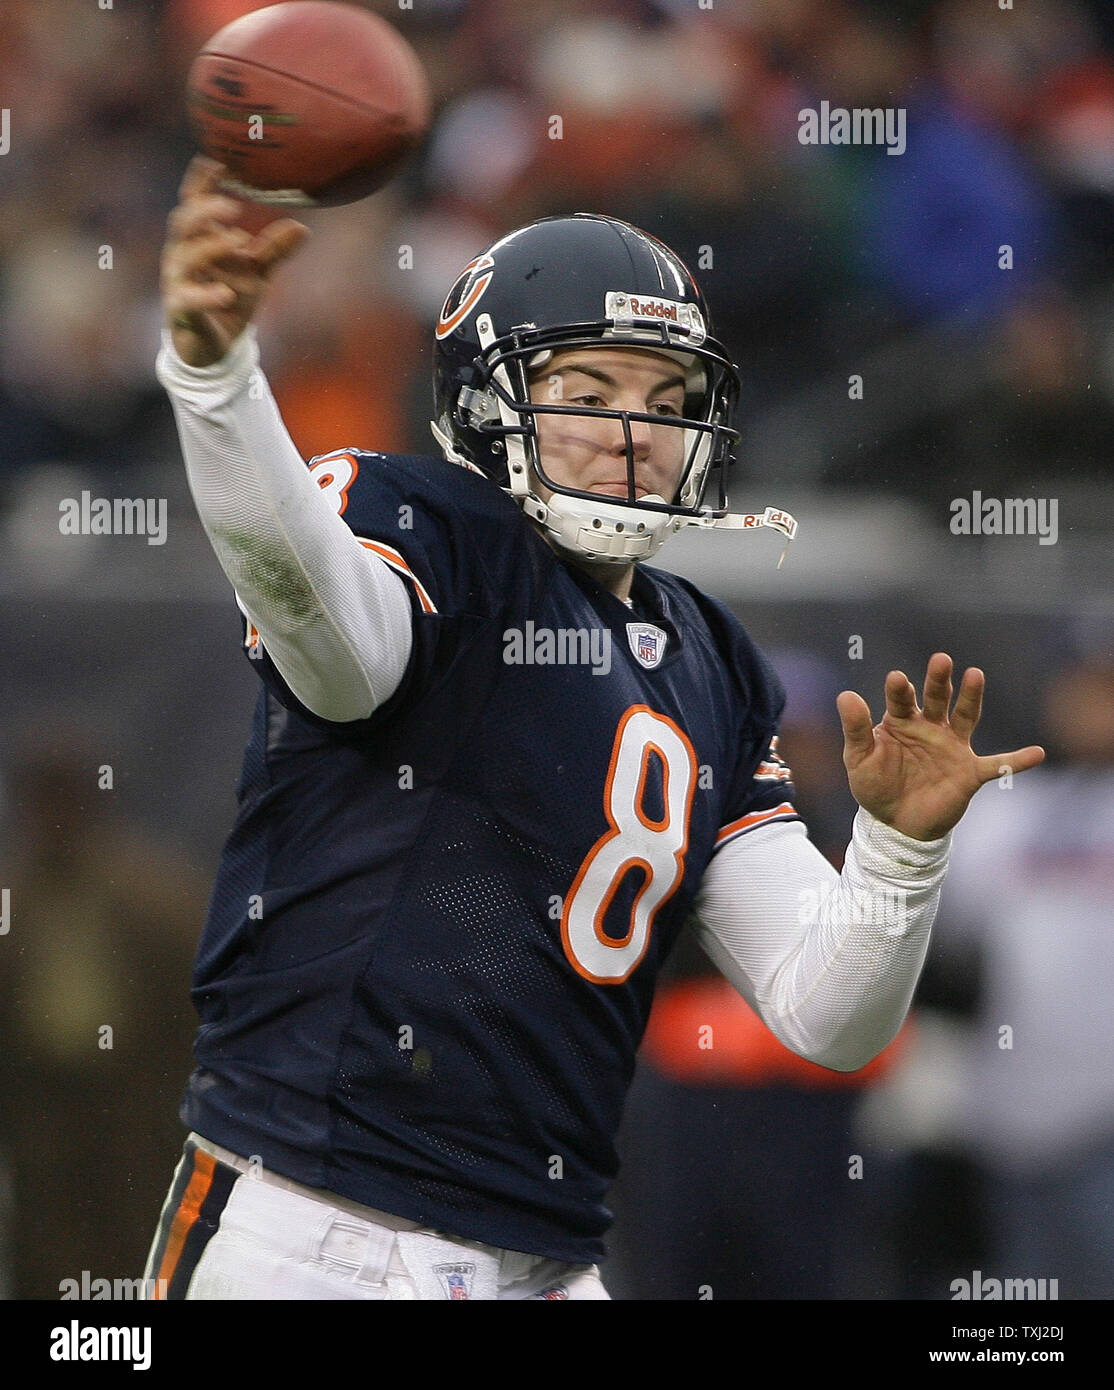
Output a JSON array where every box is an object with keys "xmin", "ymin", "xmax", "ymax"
[{"xmin": 186, "ymin": 1, "xmax": 432, "ymax": 207}]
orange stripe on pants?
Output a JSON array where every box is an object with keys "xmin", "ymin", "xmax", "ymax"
[{"xmin": 152, "ymin": 1149, "xmax": 217, "ymax": 1297}]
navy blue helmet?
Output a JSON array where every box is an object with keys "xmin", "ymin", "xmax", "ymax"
[{"xmin": 430, "ymin": 214, "xmax": 745, "ymax": 564}]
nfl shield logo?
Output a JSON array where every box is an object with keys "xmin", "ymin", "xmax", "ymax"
[
  {"xmin": 434, "ymin": 1261, "xmax": 476, "ymax": 1299},
  {"xmin": 627, "ymin": 621, "xmax": 668, "ymax": 670}
]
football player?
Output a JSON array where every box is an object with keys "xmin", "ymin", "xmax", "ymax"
[{"xmin": 143, "ymin": 157, "xmax": 1043, "ymax": 1300}]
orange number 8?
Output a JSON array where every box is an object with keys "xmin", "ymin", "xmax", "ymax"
[{"xmin": 561, "ymin": 705, "xmax": 697, "ymax": 984}]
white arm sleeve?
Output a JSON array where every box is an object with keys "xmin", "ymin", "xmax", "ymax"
[
  {"xmin": 693, "ymin": 809, "xmax": 950, "ymax": 1071},
  {"xmin": 156, "ymin": 325, "xmax": 414, "ymax": 722}
]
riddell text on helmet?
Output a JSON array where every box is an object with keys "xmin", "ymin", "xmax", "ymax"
[{"xmin": 626, "ymin": 296, "xmax": 681, "ymax": 320}]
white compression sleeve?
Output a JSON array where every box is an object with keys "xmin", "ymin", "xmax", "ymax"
[
  {"xmin": 156, "ymin": 326, "xmax": 414, "ymax": 722},
  {"xmin": 693, "ymin": 810, "xmax": 950, "ymax": 1071}
]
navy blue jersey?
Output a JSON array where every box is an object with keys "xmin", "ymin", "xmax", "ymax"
[{"xmin": 183, "ymin": 448, "xmax": 799, "ymax": 1263}]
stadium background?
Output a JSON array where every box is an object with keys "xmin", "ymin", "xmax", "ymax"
[{"xmin": 0, "ymin": 0, "xmax": 1111, "ymax": 1299}]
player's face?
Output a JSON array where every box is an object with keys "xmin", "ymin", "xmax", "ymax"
[{"xmin": 527, "ymin": 347, "xmax": 689, "ymax": 503}]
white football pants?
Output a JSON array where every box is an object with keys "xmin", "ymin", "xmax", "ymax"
[{"xmin": 143, "ymin": 1133, "xmax": 610, "ymax": 1301}]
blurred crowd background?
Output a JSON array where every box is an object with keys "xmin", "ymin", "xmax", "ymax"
[{"xmin": 0, "ymin": 0, "xmax": 1111, "ymax": 1300}]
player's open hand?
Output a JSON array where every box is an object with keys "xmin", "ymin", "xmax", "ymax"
[
  {"xmin": 161, "ymin": 155, "xmax": 310, "ymax": 368},
  {"xmin": 836, "ymin": 653, "xmax": 1045, "ymax": 841}
]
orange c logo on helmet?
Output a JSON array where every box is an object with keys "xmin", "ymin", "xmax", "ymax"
[{"xmin": 436, "ymin": 254, "xmax": 496, "ymax": 340}]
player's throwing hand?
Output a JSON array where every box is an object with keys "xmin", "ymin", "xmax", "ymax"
[
  {"xmin": 161, "ymin": 155, "xmax": 310, "ymax": 369},
  {"xmin": 837, "ymin": 652, "xmax": 1045, "ymax": 841}
]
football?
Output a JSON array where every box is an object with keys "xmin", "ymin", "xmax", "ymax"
[{"xmin": 186, "ymin": 1, "xmax": 432, "ymax": 207}]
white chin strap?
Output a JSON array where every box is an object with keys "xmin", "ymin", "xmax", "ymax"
[
  {"xmin": 465, "ymin": 312, "xmax": 798, "ymax": 567},
  {"xmin": 523, "ymin": 489, "xmax": 681, "ymax": 565}
]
